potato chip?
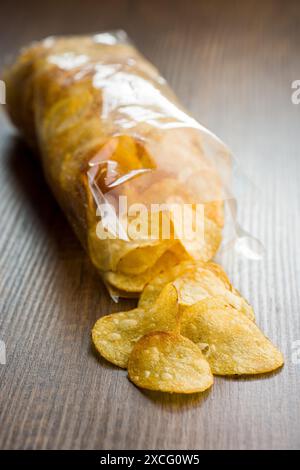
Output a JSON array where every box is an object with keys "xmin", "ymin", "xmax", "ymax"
[
  {"xmin": 138, "ymin": 261, "xmax": 195, "ymax": 309},
  {"xmin": 136, "ymin": 177, "xmax": 194, "ymax": 206},
  {"xmin": 205, "ymin": 262, "xmax": 232, "ymax": 290},
  {"xmin": 172, "ymin": 210, "xmax": 221, "ymax": 262},
  {"xmin": 128, "ymin": 331, "xmax": 213, "ymax": 393},
  {"xmin": 200, "ymin": 216, "xmax": 222, "ymax": 261},
  {"xmin": 180, "ymin": 297, "xmax": 284, "ymax": 375},
  {"xmin": 117, "ymin": 240, "xmax": 175, "ymax": 275},
  {"xmin": 103, "ymin": 250, "xmax": 180, "ymax": 293},
  {"xmin": 88, "ymin": 224, "xmax": 166, "ymax": 273},
  {"xmin": 139, "ymin": 261, "xmax": 255, "ymax": 320},
  {"xmin": 104, "ymin": 282, "xmax": 141, "ymax": 301},
  {"xmin": 92, "ymin": 284, "xmax": 179, "ymax": 368},
  {"xmin": 43, "ymin": 85, "xmax": 94, "ymax": 137},
  {"xmin": 174, "ymin": 268, "xmax": 255, "ymax": 320},
  {"xmin": 84, "ymin": 176, "xmax": 172, "ymax": 274},
  {"xmin": 120, "ymin": 177, "xmax": 221, "ymax": 267},
  {"xmin": 207, "ymin": 262, "xmax": 255, "ymax": 314},
  {"xmin": 205, "ymin": 200, "xmax": 224, "ymax": 228},
  {"xmin": 108, "ymin": 135, "xmax": 156, "ymax": 172},
  {"xmin": 174, "ymin": 268, "xmax": 230, "ymax": 306}
]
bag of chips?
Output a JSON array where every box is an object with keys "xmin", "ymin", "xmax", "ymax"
[
  {"xmin": 4, "ymin": 31, "xmax": 283, "ymax": 393},
  {"xmin": 4, "ymin": 31, "xmax": 235, "ymax": 299}
]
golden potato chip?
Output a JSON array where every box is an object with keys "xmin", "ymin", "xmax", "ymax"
[
  {"xmin": 206, "ymin": 262, "xmax": 254, "ymax": 316},
  {"xmin": 92, "ymin": 284, "xmax": 179, "ymax": 368},
  {"xmin": 117, "ymin": 240, "xmax": 175, "ymax": 275},
  {"xmin": 139, "ymin": 261, "xmax": 255, "ymax": 320},
  {"xmin": 84, "ymin": 178, "xmax": 172, "ymax": 274},
  {"xmin": 205, "ymin": 261, "xmax": 232, "ymax": 290},
  {"xmin": 174, "ymin": 268, "xmax": 230, "ymax": 306},
  {"xmin": 180, "ymin": 297, "xmax": 284, "ymax": 375},
  {"xmin": 43, "ymin": 85, "xmax": 94, "ymax": 137},
  {"xmin": 104, "ymin": 282, "xmax": 141, "ymax": 300},
  {"xmin": 136, "ymin": 177, "xmax": 195, "ymax": 206},
  {"xmin": 169, "ymin": 241, "xmax": 191, "ymax": 261},
  {"xmin": 200, "ymin": 216, "xmax": 222, "ymax": 261},
  {"xmin": 174, "ymin": 268, "xmax": 255, "ymax": 320},
  {"xmin": 138, "ymin": 261, "xmax": 195, "ymax": 309},
  {"xmin": 205, "ymin": 200, "xmax": 224, "ymax": 228},
  {"xmin": 88, "ymin": 224, "xmax": 166, "ymax": 273},
  {"xmin": 103, "ymin": 250, "xmax": 179, "ymax": 293},
  {"xmin": 128, "ymin": 331, "xmax": 213, "ymax": 393},
  {"xmin": 172, "ymin": 210, "xmax": 221, "ymax": 262},
  {"xmin": 123, "ymin": 176, "xmax": 221, "ymax": 264},
  {"xmin": 108, "ymin": 135, "xmax": 156, "ymax": 172}
]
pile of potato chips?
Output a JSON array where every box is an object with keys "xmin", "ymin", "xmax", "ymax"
[{"xmin": 92, "ymin": 260, "xmax": 284, "ymax": 394}]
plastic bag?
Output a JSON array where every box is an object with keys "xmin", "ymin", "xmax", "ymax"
[{"xmin": 3, "ymin": 30, "xmax": 262, "ymax": 300}]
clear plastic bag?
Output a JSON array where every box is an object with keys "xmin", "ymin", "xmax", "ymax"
[{"xmin": 4, "ymin": 30, "xmax": 262, "ymax": 300}]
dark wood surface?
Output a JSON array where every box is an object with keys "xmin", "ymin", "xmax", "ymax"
[{"xmin": 0, "ymin": 0, "xmax": 300, "ymax": 450}]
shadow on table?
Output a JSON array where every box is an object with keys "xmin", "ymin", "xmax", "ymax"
[
  {"xmin": 4, "ymin": 135, "xmax": 119, "ymax": 311},
  {"xmin": 6, "ymin": 136, "xmax": 83, "ymax": 254},
  {"xmin": 140, "ymin": 387, "xmax": 211, "ymax": 411},
  {"xmin": 221, "ymin": 364, "xmax": 284, "ymax": 382},
  {"xmin": 138, "ymin": 366, "xmax": 284, "ymax": 411}
]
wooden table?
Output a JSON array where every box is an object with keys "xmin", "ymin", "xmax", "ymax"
[{"xmin": 0, "ymin": 0, "xmax": 299, "ymax": 450}]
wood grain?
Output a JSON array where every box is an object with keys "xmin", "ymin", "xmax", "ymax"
[{"xmin": 0, "ymin": 0, "xmax": 300, "ymax": 450}]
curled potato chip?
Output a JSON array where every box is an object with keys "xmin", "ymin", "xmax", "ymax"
[
  {"xmin": 138, "ymin": 261, "xmax": 195, "ymax": 309},
  {"xmin": 205, "ymin": 262, "xmax": 232, "ymax": 290},
  {"xmin": 139, "ymin": 261, "xmax": 255, "ymax": 320},
  {"xmin": 128, "ymin": 331, "xmax": 213, "ymax": 393},
  {"xmin": 84, "ymin": 178, "xmax": 171, "ymax": 275},
  {"xmin": 103, "ymin": 250, "xmax": 180, "ymax": 293},
  {"xmin": 173, "ymin": 211, "xmax": 221, "ymax": 262},
  {"xmin": 205, "ymin": 200, "xmax": 224, "ymax": 228},
  {"xmin": 117, "ymin": 240, "xmax": 175, "ymax": 275},
  {"xmin": 198, "ymin": 216, "xmax": 222, "ymax": 261},
  {"xmin": 174, "ymin": 269, "xmax": 254, "ymax": 320},
  {"xmin": 92, "ymin": 284, "xmax": 179, "ymax": 368},
  {"xmin": 88, "ymin": 226, "xmax": 166, "ymax": 273},
  {"xmin": 104, "ymin": 282, "xmax": 141, "ymax": 300},
  {"xmin": 180, "ymin": 297, "xmax": 284, "ymax": 375}
]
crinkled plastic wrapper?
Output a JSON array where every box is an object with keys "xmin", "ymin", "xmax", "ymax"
[{"xmin": 3, "ymin": 31, "xmax": 258, "ymax": 301}]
